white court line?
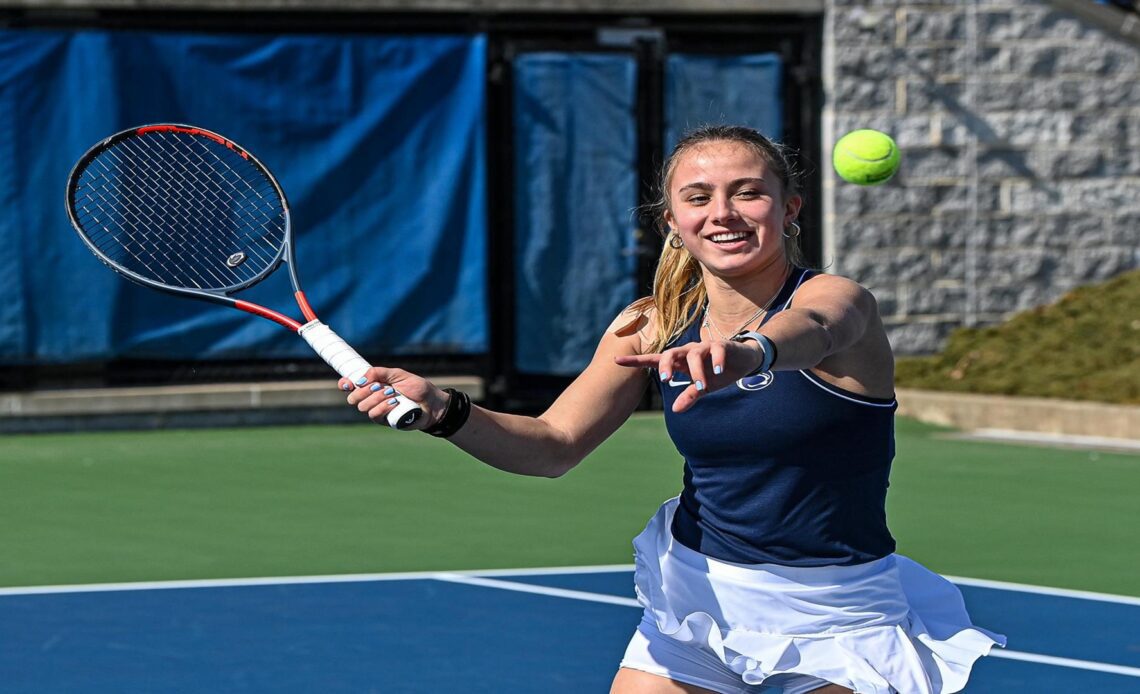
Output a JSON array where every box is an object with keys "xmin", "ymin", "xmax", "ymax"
[
  {"xmin": 0, "ymin": 571, "xmax": 447, "ymax": 596},
  {"xmin": 0, "ymin": 564, "xmax": 635, "ymax": 597},
  {"xmin": 944, "ymin": 575, "xmax": 1140, "ymax": 606},
  {"xmin": 2, "ymin": 565, "xmax": 1138, "ymax": 679},
  {"xmin": 2, "ymin": 564, "xmax": 1136, "ymax": 605},
  {"xmin": 432, "ymin": 572, "xmax": 640, "ymax": 608},
  {"xmin": 445, "ymin": 564, "xmax": 633, "ymax": 578},
  {"xmin": 987, "ymin": 650, "xmax": 1140, "ymax": 678},
  {"xmin": 428, "ymin": 574, "xmax": 1140, "ymax": 680}
]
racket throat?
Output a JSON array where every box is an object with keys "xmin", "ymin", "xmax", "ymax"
[
  {"xmin": 234, "ymin": 300, "xmax": 303, "ymax": 331},
  {"xmin": 294, "ymin": 291, "xmax": 318, "ymax": 323}
]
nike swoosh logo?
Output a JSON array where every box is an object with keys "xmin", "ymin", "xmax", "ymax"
[{"xmin": 667, "ymin": 377, "xmax": 692, "ymax": 387}]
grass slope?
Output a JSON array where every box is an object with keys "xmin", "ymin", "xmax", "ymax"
[{"xmin": 896, "ymin": 269, "xmax": 1140, "ymax": 404}]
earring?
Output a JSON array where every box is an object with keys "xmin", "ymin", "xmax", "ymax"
[
  {"xmin": 668, "ymin": 232, "xmax": 684, "ymax": 249},
  {"xmin": 783, "ymin": 221, "xmax": 801, "ymax": 239}
]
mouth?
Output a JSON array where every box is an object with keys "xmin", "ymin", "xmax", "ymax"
[{"xmin": 707, "ymin": 230, "xmax": 751, "ymax": 244}]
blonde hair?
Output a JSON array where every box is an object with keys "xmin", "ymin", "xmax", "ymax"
[{"xmin": 629, "ymin": 125, "xmax": 806, "ymax": 353}]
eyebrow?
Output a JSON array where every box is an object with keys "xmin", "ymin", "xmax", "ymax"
[{"xmin": 677, "ymin": 177, "xmax": 768, "ymax": 192}]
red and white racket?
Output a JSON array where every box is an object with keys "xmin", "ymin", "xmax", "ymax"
[{"xmin": 65, "ymin": 123, "xmax": 424, "ymax": 429}]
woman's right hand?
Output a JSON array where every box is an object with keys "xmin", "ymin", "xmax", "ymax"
[
  {"xmin": 614, "ymin": 337, "xmax": 765, "ymax": 413},
  {"xmin": 339, "ymin": 367, "xmax": 450, "ymax": 430}
]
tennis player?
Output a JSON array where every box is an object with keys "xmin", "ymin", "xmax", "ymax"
[{"xmin": 342, "ymin": 125, "xmax": 1005, "ymax": 693}]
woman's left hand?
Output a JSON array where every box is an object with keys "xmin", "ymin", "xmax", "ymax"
[{"xmin": 614, "ymin": 339, "xmax": 764, "ymax": 413}]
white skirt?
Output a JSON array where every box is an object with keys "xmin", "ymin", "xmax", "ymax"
[{"xmin": 628, "ymin": 498, "xmax": 1006, "ymax": 694}]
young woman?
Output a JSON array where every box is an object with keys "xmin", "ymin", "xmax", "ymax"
[{"xmin": 341, "ymin": 125, "xmax": 1004, "ymax": 693}]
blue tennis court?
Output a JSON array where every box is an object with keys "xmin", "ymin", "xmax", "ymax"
[{"xmin": 2, "ymin": 566, "xmax": 1138, "ymax": 692}]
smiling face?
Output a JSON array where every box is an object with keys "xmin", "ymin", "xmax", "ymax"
[{"xmin": 664, "ymin": 140, "xmax": 802, "ymax": 281}]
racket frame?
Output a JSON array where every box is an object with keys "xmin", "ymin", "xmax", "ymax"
[
  {"xmin": 65, "ymin": 123, "xmax": 423, "ymax": 429},
  {"xmin": 65, "ymin": 123, "xmax": 312, "ymax": 331}
]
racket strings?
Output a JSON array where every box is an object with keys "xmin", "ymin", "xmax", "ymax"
[
  {"xmin": 132, "ymin": 135, "xmax": 283, "ymax": 256},
  {"xmin": 120, "ymin": 133, "xmax": 283, "ymax": 283},
  {"xmin": 75, "ymin": 149, "xmax": 280, "ymax": 290},
  {"xmin": 70, "ymin": 130, "xmax": 288, "ymax": 292},
  {"xmin": 111, "ymin": 138, "xmax": 278, "ymax": 287},
  {"xmin": 81, "ymin": 155, "xmax": 236, "ymax": 291}
]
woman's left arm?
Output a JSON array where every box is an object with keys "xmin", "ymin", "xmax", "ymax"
[
  {"xmin": 756, "ymin": 275, "xmax": 885, "ymax": 368},
  {"xmin": 616, "ymin": 275, "xmax": 894, "ymax": 411}
]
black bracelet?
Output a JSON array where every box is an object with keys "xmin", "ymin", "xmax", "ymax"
[{"xmin": 423, "ymin": 388, "xmax": 472, "ymax": 438}]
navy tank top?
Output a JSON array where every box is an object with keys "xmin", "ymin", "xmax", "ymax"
[{"xmin": 657, "ymin": 268, "xmax": 897, "ymax": 567}]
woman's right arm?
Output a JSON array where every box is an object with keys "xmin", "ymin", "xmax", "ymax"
[{"xmin": 342, "ymin": 309, "xmax": 652, "ymax": 478}]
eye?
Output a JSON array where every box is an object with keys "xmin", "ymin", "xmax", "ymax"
[
  {"xmin": 684, "ymin": 193, "xmax": 710, "ymax": 205},
  {"xmin": 736, "ymin": 188, "xmax": 762, "ymax": 199}
]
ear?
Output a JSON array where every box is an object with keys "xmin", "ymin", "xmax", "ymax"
[
  {"xmin": 783, "ymin": 194, "xmax": 803, "ymax": 227},
  {"xmin": 662, "ymin": 210, "xmax": 676, "ymax": 233}
]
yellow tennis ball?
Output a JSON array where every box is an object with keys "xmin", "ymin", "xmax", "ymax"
[{"xmin": 833, "ymin": 129, "xmax": 900, "ymax": 185}]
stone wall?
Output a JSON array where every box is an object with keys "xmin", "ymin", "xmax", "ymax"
[{"xmin": 824, "ymin": 0, "xmax": 1140, "ymax": 354}]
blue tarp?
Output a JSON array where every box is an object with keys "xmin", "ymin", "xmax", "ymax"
[
  {"xmin": 0, "ymin": 29, "xmax": 488, "ymax": 363},
  {"xmin": 512, "ymin": 53, "xmax": 639, "ymax": 376},
  {"xmin": 665, "ymin": 53, "xmax": 784, "ymax": 149},
  {"xmin": 511, "ymin": 51, "xmax": 783, "ymax": 375}
]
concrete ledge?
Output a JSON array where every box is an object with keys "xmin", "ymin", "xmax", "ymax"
[
  {"xmin": 0, "ymin": 376, "xmax": 484, "ymax": 433},
  {"xmin": 5, "ymin": 381, "xmax": 1135, "ymax": 440},
  {"xmin": 897, "ymin": 388, "xmax": 1140, "ymax": 442}
]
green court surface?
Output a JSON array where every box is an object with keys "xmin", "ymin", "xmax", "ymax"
[{"xmin": 1, "ymin": 416, "xmax": 1137, "ymax": 595}]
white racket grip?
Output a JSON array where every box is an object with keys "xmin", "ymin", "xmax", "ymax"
[{"xmin": 298, "ymin": 320, "xmax": 424, "ymax": 430}]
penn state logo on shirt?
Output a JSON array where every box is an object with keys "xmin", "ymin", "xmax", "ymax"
[
  {"xmin": 737, "ymin": 371, "xmax": 774, "ymax": 391},
  {"xmin": 666, "ymin": 371, "xmax": 774, "ymax": 391}
]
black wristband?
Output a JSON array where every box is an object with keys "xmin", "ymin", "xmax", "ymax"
[{"xmin": 423, "ymin": 388, "xmax": 472, "ymax": 438}]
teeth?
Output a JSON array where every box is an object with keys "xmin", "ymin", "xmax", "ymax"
[{"xmin": 711, "ymin": 232, "xmax": 748, "ymax": 242}]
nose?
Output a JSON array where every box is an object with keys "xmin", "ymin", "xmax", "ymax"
[{"xmin": 710, "ymin": 194, "xmax": 738, "ymax": 225}]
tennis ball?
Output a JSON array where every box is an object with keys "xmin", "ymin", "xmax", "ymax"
[{"xmin": 833, "ymin": 129, "xmax": 900, "ymax": 185}]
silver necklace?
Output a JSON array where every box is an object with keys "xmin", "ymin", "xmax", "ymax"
[{"xmin": 701, "ymin": 279, "xmax": 785, "ymax": 341}]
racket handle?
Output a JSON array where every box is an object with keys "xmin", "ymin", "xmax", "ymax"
[{"xmin": 297, "ymin": 320, "xmax": 424, "ymax": 430}]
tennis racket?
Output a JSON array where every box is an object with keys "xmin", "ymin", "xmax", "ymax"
[{"xmin": 65, "ymin": 123, "xmax": 424, "ymax": 429}]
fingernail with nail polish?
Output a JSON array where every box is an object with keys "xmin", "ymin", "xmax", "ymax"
[
  {"xmin": 714, "ymin": 365, "xmax": 723, "ymax": 375},
  {"xmin": 355, "ymin": 377, "xmax": 367, "ymax": 386},
  {"xmin": 384, "ymin": 387, "xmax": 395, "ymax": 396},
  {"xmin": 388, "ymin": 398, "xmax": 399, "ymax": 406},
  {"xmin": 695, "ymin": 380, "xmax": 705, "ymax": 392},
  {"xmin": 342, "ymin": 384, "xmax": 351, "ymax": 392},
  {"xmin": 659, "ymin": 372, "xmax": 669, "ymax": 381},
  {"xmin": 370, "ymin": 383, "xmax": 381, "ymax": 393}
]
